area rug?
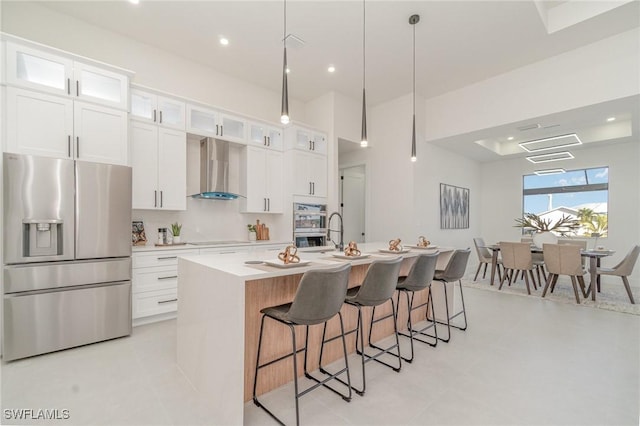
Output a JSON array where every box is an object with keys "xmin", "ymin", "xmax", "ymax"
[{"xmin": 463, "ymin": 275, "xmax": 640, "ymax": 316}]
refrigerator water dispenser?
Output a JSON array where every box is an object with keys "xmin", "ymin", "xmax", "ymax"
[{"xmin": 23, "ymin": 219, "xmax": 63, "ymax": 257}]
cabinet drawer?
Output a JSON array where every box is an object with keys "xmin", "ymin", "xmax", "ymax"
[
  {"xmin": 133, "ymin": 266, "xmax": 178, "ymax": 293},
  {"xmin": 133, "ymin": 249, "xmax": 199, "ymax": 268},
  {"xmin": 132, "ymin": 288, "xmax": 178, "ymax": 319}
]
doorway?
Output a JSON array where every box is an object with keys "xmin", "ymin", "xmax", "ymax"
[{"xmin": 339, "ymin": 165, "xmax": 366, "ymax": 243}]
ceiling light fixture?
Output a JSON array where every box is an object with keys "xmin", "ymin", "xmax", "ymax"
[
  {"xmin": 409, "ymin": 14, "xmax": 420, "ymax": 162},
  {"xmin": 219, "ymin": 37, "xmax": 229, "ymax": 46},
  {"xmin": 519, "ymin": 133, "xmax": 582, "ymax": 152},
  {"xmin": 128, "ymin": 0, "xmax": 139, "ymax": 4},
  {"xmin": 328, "ymin": 65, "xmax": 336, "ymax": 73},
  {"xmin": 526, "ymin": 151, "xmax": 574, "ymax": 164},
  {"xmin": 280, "ymin": 0, "xmax": 289, "ymax": 125},
  {"xmin": 360, "ymin": 0, "xmax": 368, "ymax": 148},
  {"xmin": 534, "ymin": 168, "xmax": 566, "ymax": 176},
  {"xmin": 507, "ymin": 136, "xmax": 514, "ymax": 141},
  {"xmin": 607, "ymin": 116, "xmax": 616, "ymax": 122}
]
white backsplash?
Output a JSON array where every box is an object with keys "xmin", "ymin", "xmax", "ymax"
[{"xmin": 133, "ymin": 199, "xmax": 290, "ymax": 245}]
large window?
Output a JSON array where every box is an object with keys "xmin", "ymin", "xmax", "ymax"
[{"xmin": 522, "ymin": 167, "xmax": 608, "ymax": 237}]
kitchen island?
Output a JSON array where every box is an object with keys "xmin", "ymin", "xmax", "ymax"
[{"xmin": 176, "ymin": 242, "xmax": 454, "ymax": 424}]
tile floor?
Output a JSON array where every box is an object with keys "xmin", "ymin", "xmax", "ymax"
[{"xmin": 1, "ymin": 286, "xmax": 638, "ymax": 425}]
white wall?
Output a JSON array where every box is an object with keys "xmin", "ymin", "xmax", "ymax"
[{"xmin": 480, "ymin": 141, "xmax": 640, "ymax": 287}]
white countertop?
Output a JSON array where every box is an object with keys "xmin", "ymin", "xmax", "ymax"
[
  {"xmin": 179, "ymin": 242, "xmax": 448, "ymax": 279},
  {"xmin": 132, "ymin": 240, "xmax": 291, "ymax": 253}
]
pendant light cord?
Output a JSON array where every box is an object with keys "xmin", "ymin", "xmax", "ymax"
[
  {"xmin": 412, "ymin": 20, "xmax": 415, "ymax": 117},
  {"xmin": 283, "ymin": 0, "xmax": 287, "ymax": 45},
  {"xmin": 363, "ymin": 0, "xmax": 366, "ymax": 89}
]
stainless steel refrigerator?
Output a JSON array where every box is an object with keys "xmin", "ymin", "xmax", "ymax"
[{"xmin": 2, "ymin": 153, "xmax": 132, "ymax": 361}]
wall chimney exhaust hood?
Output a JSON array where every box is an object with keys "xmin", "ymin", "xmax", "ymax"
[{"xmin": 191, "ymin": 138, "xmax": 244, "ymax": 200}]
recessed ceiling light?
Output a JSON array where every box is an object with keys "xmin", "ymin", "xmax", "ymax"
[
  {"xmin": 128, "ymin": 0, "xmax": 139, "ymax": 4},
  {"xmin": 507, "ymin": 136, "xmax": 514, "ymax": 141},
  {"xmin": 327, "ymin": 65, "xmax": 336, "ymax": 73},
  {"xmin": 219, "ymin": 37, "xmax": 229, "ymax": 46},
  {"xmin": 534, "ymin": 168, "xmax": 566, "ymax": 176},
  {"xmin": 526, "ymin": 151, "xmax": 574, "ymax": 164},
  {"xmin": 606, "ymin": 117, "xmax": 616, "ymax": 122},
  {"xmin": 519, "ymin": 133, "xmax": 582, "ymax": 152}
]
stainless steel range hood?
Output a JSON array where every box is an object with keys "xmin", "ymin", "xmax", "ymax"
[{"xmin": 191, "ymin": 138, "xmax": 244, "ymax": 200}]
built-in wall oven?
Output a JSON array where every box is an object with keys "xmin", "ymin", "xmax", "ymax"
[{"xmin": 293, "ymin": 203, "xmax": 327, "ymax": 247}]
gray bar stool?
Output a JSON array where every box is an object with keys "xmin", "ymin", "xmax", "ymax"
[
  {"xmin": 432, "ymin": 248, "xmax": 471, "ymax": 343},
  {"xmin": 394, "ymin": 252, "xmax": 439, "ymax": 362},
  {"xmin": 252, "ymin": 263, "xmax": 352, "ymax": 426},
  {"xmin": 319, "ymin": 257, "xmax": 403, "ymax": 396}
]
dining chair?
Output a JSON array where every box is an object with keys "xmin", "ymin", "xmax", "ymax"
[
  {"xmin": 252, "ymin": 263, "xmax": 352, "ymax": 425},
  {"xmin": 542, "ymin": 243, "xmax": 587, "ymax": 304},
  {"xmin": 473, "ymin": 237, "xmax": 502, "ymax": 281},
  {"xmin": 521, "ymin": 237, "xmax": 546, "ymax": 284},
  {"xmin": 498, "ymin": 242, "xmax": 538, "ymax": 294},
  {"xmin": 596, "ymin": 245, "xmax": 639, "ymax": 304}
]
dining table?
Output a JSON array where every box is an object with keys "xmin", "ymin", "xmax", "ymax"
[{"xmin": 482, "ymin": 244, "xmax": 614, "ymax": 302}]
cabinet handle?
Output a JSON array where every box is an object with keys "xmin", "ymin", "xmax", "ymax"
[
  {"xmin": 68, "ymin": 135, "xmax": 72, "ymax": 158},
  {"xmin": 263, "ymin": 136, "xmax": 267, "ymax": 146},
  {"xmin": 76, "ymin": 136, "xmax": 80, "ymax": 158},
  {"xmin": 154, "ymin": 190, "xmax": 158, "ymax": 207},
  {"xmin": 76, "ymin": 80, "xmax": 79, "ymax": 97},
  {"xmin": 160, "ymin": 190, "xmax": 163, "ymax": 207},
  {"xmin": 158, "ymin": 298, "xmax": 178, "ymax": 304},
  {"xmin": 268, "ymin": 137, "xmax": 271, "ymax": 146},
  {"xmin": 157, "ymin": 275, "xmax": 178, "ymax": 280},
  {"xmin": 153, "ymin": 110, "xmax": 157, "ymax": 123},
  {"xmin": 216, "ymin": 124, "xmax": 219, "ymax": 135},
  {"xmin": 220, "ymin": 125, "xmax": 224, "ymax": 137},
  {"xmin": 312, "ymin": 182, "xmax": 315, "ymax": 195},
  {"xmin": 67, "ymin": 78, "xmax": 71, "ymax": 95},
  {"xmin": 159, "ymin": 110, "xmax": 163, "ymax": 124},
  {"xmin": 267, "ymin": 198, "xmax": 270, "ymax": 211},
  {"xmin": 309, "ymin": 182, "xmax": 312, "ymax": 195},
  {"xmin": 312, "ymin": 140, "xmax": 315, "ymax": 151},
  {"xmin": 157, "ymin": 256, "xmax": 178, "ymax": 260},
  {"xmin": 309, "ymin": 140, "xmax": 312, "ymax": 150}
]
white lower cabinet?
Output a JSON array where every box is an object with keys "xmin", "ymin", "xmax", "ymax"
[
  {"xmin": 131, "ymin": 121, "xmax": 187, "ymax": 210},
  {"xmin": 132, "ymin": 249, "xmax": 198, "ymax": 324}
]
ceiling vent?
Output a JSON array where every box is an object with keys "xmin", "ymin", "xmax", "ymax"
[
  {"xmin": 526, "ymin": 151, "xmax": 574, "ymax": 164},
  {"xmin": 517, "ymin": 123, "xmax": 541, "ymax": 131},
  {"xmin": 519, "ymin": 133, "xmax": 582, "ymax": 152}
]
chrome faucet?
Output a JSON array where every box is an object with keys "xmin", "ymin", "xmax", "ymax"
[{"xmin": 327, "ymin": 211, "xmax": 344, "ymax": 251}]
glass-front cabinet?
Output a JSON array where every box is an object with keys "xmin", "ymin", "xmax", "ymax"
[
  {"xmin": 131, "ymin": 88, "xmax": 186, "ymax": 130},
  {"xmin": 249, "ymin": 122, "xmax": 283, "ymax": 151},
  {"xmin": 186, "ymin": 104, "xmax": 247, "ymax": 144},
  {"xmin": 5, "ymin": 41, "xmax": 129, "ymax": 110}
]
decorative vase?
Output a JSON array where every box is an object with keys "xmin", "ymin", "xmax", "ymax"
[
  {"xmin": 532, "ymin": 231, "xmax": 557, "ymax": 248},
  {"xmin": 248, "ymin": 231, "xmax": 257, "ymax": 241},
  {"xmin": 172, "ymin": 235, "xmax": 181, "ymax": 244}
]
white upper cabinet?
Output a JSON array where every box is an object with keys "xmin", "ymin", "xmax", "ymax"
[
  {"xmin": 286, "ymin": 126, "xmax": 327, "ymax": 155},
  {"xmin": 6, "ymin": 42, "xmax": 129, "ymax": 110},
  {"xmin": 290, "ymin": 150, "xmax": 327, "ymax": 198},
  {"xmin": 5, "ymin": 87, "xmax": 74, "ymax": 159},
  {"xmin": 131, "ymin": 88, "xmax": 186, "ymax": 130},
  {"xmin": 249, "ymin": 122, "xmax": 283, "ymax": 151},
  {"xmin": 130, "ymin": 121, "xmax": 187, "ymax": 211},
  {"xmin": 241, "ymin": 147, "xmax": 283, "ymax": 214},
  {"xmin": 186, "ymin": 104, "xmax": 247, "ymax": 144},
  {"xmin": 5, "ymin": 87, "xmax": 128, "ymax": 165}
]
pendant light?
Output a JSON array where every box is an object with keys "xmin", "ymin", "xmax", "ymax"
[
  {"xmin": 280, "ymin": 0, "xmax": 290, "ymax": 124},
  {"xmin": 409, "ymin": 14, "xmax": 419, "ymax": 162},
  {"xmin": 360, "ymin": 0, "xmax": 368, "ymax": 147}
]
